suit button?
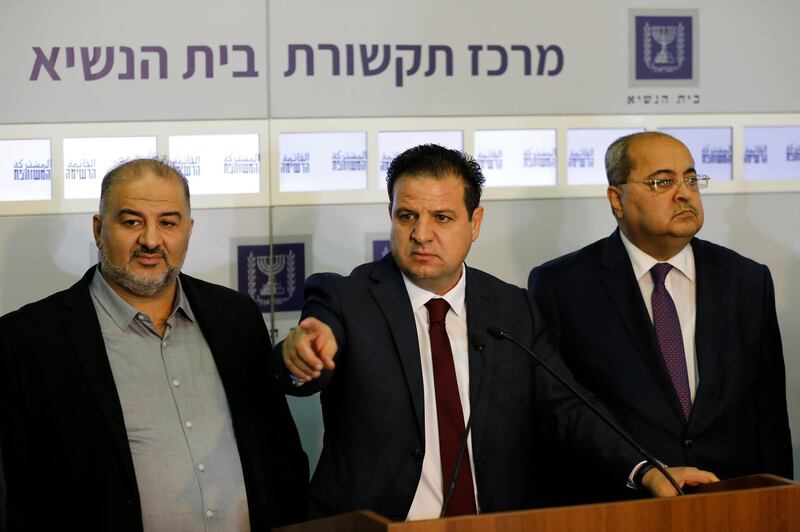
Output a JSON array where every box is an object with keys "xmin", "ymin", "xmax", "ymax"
[
  {"xmin": 410, "ymin": 449, "xmax": 424, "ymax": 462},
  {"xmin": 683, "ymin": 439, "xmax": 693, "ymax": 447}
]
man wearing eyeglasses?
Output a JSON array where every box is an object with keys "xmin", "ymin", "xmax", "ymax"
[{"xmin": 528, "ymin": 131, "xmax": 793, "ymax": 504}]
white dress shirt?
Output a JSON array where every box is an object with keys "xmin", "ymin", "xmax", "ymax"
[
  {"xmin": 619, "ymin": 232, "xmax": 699, "ymax": 400},
  {"xmin": 402, "ymin": 265, "xmax": 480, "ymax": 520}
]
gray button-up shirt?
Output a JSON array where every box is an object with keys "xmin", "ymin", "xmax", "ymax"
[{"xmin": 90, "ymin": 269, "xmax": 250, "ymax": 532}]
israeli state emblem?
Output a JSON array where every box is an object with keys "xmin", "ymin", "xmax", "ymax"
[
  {"xmin": 633, "ymin": 13, "xmax": 695, "ymax": 81},
  {"xmin": 237, "ymin": 243, "xmax": 305, "ymax": 312},
  {"xmin": 643, "ymin": 21, "xmax": 685, "ymax": 73},
  {"xmin": 372, "ymin": 239, "xmax": 390, "ymax": 262}
]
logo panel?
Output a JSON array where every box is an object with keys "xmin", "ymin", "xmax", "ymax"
[
  {"xmin": 236, "ymin": 242, "xmax": 305, "ymax": 313},
  {"xmin": 372, "ymin": 239, "xmax": 390, "ymax": 262},
  {"xmin": 630, "ymin": 9, "xmax": 698, "ymax": 87}
]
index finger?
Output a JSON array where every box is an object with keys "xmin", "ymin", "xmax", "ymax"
[{"xmin": 283, "ymin": 327, "xmax": 325, "ymax": 380}]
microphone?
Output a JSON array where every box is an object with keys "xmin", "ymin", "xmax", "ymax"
[
  {"xmin": 440, "ymin": 332, "xmax": 486, "ymax": 518},
  {"xmin": 485, "ymin": 324, "xmax": 684, "ymax": 496}
]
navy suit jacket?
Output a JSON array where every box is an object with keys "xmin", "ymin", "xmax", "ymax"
[
  {"xmin": 271, "ymin": 254, "xmax": 642, "ymax": 520},
  {"xmin": 529, "ymin": 230, "xmax": 793, "ymax": 503},
  {"xmin": 0, "ymin": 267, "xmax": 308, "ymax": 531}
]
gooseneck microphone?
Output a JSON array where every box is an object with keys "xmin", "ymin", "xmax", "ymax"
[
  {"xmin": 485, "ymin": 324, "xmax": 684, "ymax": 496},
  {"xmin": 440, "ymin": 332, "xmax": 487, "ymax": 518}
]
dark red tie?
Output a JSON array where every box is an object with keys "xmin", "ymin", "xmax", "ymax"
[{"xmin": 425, "ymin": 298, "xmax": 477, "ymax": 516}]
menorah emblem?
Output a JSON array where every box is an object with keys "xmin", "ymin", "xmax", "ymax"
[
  {"xmin": 640, "ymin": 20, "xmax": 687, "ymax": 75},
  {"xmin": 257, "ymin": 254, "xmax": 287, "ymax": 297},
  {"xmin": 240, "ymin": 244, "xmax": 303, "ymax": 313},
  {"xmin": 651, "ymin": 25, "xmax": 677, "ymax": 65}
]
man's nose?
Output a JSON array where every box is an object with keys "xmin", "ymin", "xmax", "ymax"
[
  {"xmin": 412, "ymin": 217, "xmax": 434, "ymax": 243},
  {"xmin": 674, "ymin": 178, "xmax": 694, "ymax": 200},
  {"xmin": 138, "ymin": 223, "xmax": 162, "ymax": 250}
]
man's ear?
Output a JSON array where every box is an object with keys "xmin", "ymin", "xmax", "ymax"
[
  {"xmin": 92, "ymin": 214, "xmax": 103, "ymax": 247},
  {"xmin": 470, "ymin": 205, "xmax": 485, "ymax": 242},
  {"xmin": 607, "ymin": 186, "xmax": 624, "ymax": 221}
]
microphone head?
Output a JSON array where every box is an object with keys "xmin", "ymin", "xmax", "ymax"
[{"xmin": 486, "ymin": 324, "xmax": 506, "ymax": 339}]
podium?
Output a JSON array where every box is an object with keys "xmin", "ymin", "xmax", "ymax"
[{"xmin": 275, "ymin": 475, "xmax": 800, "ymax": 532}]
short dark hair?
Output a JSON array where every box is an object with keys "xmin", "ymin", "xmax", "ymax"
[
  {"xmin": 605, "ymin": 131, "xmax": 678, "ymax": 186},
  {"xmin": 99, "ymin": 158, "xmax": 190, "ymax": 215},
  {"xmin": 386, "ymin": 144, "xmax": 484, "ymax": 218}
]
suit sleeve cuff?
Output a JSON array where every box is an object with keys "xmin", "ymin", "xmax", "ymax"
[{"xmin": 627, "ymin": 460, "xmax": 666, "ymax": 490}]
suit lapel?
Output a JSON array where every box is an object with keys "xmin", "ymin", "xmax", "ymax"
[
  {"xmin": 689, "ymin": 238, "xmax": 724, "ymax": 421},
  {"xmin": 62, "ymin": 267, "xmax": 139, "ymax": 493},
  {"xmin": 598, "ymin": 231, "xmax": 687, "ymax": 422},
  {"xmin": 368, "ymin": 256, "xmax": 426, "ymax": 436},
  {"xmin": 464, "ymin": 267, "xmax": 492, "ymax": 452}
]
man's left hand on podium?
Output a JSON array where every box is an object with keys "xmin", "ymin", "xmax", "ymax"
[{"xmin": 643, "ymin": 467, "xmax": 720, "ymax": 497}]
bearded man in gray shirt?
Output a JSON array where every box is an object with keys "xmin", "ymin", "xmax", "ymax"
[{"xmin": 0, "ymin": 159, "xmax": 308, "ymax": 531}]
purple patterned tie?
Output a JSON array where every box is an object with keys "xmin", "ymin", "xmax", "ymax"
[{"xmin": 650, "ymin": 263, "xmax": 692, "ymax": 421}]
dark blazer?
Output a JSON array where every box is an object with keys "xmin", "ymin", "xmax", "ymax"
[
  {"xmin": 0, "ymin": 267, "xmax": 308, "ymax": 532},
  {"xmin": 271, "ymin": 254, "xmax": 641, "ymax": 520},
  {"xmin": 0, "ymin": 427, "xmax": 5, "ymax": 532},
  {"xmin": 529, "ymin": 230, "xmax": 793, "ymax": 503}
]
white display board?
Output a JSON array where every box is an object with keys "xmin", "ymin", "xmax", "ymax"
[
  {"xmin": 567, "ymin": 128, "xmax": 645, "ymax": 185},
  {"xmin": 377, "ymin": 130, "xmax": 463, "ymax": 189},
  {"xmin": 3, "ymin": 114, "xmax": 800, "ymax": 215},
  {"xmin": 743, "ymin": 126, "xmax": 800, "ymax": 181},
  {"xmin": 0, "ymin": 0, "xmax": 268, "ymax": 124},
  {"xmin": 474, "ymin": 129, "xmax": 556, "ymax": 187},
  {"xmin": 3, "ymin": 1, "xmax": 800, "ymax": 123},
  {"xmin": 278, "ymin": 131, "xmax": 367, "ymax": 192},
  {"xmin": 267, "ymin": 1, "xmax": 800, "ymax": 118},
  {"xmin": 168, "ymin": 134, "xmax": 261, "ymax": 195},
  {"xmin": 63, "ymin": 136, "xmax": 157, "ymax": 199},
  {"xmin": 660, "ymin": 127, "xmax": 732, "ymax": 181},
  {"xmin": 0, "ymin": 139, "xmax": 52, "ymax": 202}
]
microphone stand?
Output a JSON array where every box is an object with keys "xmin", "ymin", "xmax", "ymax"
[
  {"xmin": 486, "ymin": 324, "xmax": 684, "ymax": 496},
  {"xmin": 440, "ymin": 333, "xmax": 487, "ymax": 517}
]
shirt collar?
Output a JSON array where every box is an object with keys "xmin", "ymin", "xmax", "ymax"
[
  {"xmin": 401, "ymin": 263, "xmax": 467, "ymax": 318},
  {"xmin": 89, "ymin": 266, "xmax": 195, "ymax": 330},
  {"xmin": 619, "ymin": 231, "xmax": 696, "ymax": 283}
]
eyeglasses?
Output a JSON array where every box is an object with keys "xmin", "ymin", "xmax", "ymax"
[{"xmin": 623, "ymin": 175, "xmax": 710, "ymax": 192}]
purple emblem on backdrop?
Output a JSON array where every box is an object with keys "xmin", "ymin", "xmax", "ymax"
[
  {"xmin": 237, "ymin": 243, "xmax": 305, "ymax": 313},
  {"xmin": 372, "ymin": 240, "xmax": 391, "ymax": 262},
  {"xmin": 635, "ymin": 16, "xmax": 693, "ymax": 80}
]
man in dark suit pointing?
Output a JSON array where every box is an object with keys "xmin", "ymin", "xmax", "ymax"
[
  {"xmin": 273, "ymin": 143, "xmax": 716, "ymax": 521},
  {"xmin": 529, "ymin": 131, "xmax": 792, "ymax": 504}
]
